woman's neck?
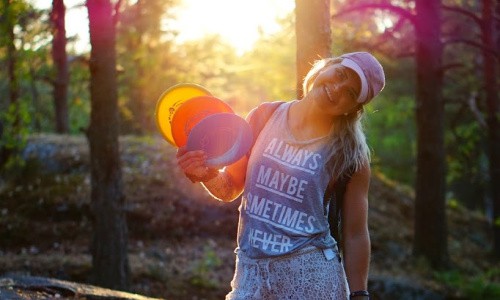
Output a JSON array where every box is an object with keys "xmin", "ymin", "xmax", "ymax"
[{"xmin": 288, "ymin": 98, "xmax": 335, "ymax": 140}]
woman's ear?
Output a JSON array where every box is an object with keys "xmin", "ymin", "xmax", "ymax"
[{"xmin": 351, "ymin": 104, "xmax": 364, "ymax": 117}]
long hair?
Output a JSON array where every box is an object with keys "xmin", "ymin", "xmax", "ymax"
[{"xmin": 303, "ymin": 57, "xmax": 371, "ymax": 181}]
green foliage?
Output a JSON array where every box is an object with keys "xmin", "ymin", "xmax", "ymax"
[
  {"xmin": 68, "ymin": 60, "xmax": 91, "ymax": 133},
  {"xmin": 0, "ymin": 102, "xmax": 31, "ymax": 172},
  {"xmin": 0, "ymin": 0, "xmax": 54, "ymax": 132},
  {"xmin": 434, "ymin": 268, "xmax": 500, "ymax": 299},
  {"xmin": 235, "ymin": 12, "xmax": 297, "ymax": 113},
  {"xmin": 146, "ymin": 264, "xmax": 169, "ymax": 282},
  {"xmin": 447, "ymin": 198, "xmax": 460, "ymax": 210},
  {"xmin": 0, "ymin": 0, "xmax": 494, "ymax": 213},
  {"xmin": 364, "ymin": 57, "xmax": 416, "ymax": 185},
  {"xmin": 189, "ymin": 245, "xmax": 222, "ymax": 289},
  {"xmin": 445, "ymin": 120, "xmax": 487, "ymax": 207},
  {"xmin": 442, "ymin": 38, "xmax": 489, "ymax": 209},
  {"xmin": 170, "ymin": 35, "xmax": 240, "ymax": 99},
  {"xmin": 116, "ymin": 0, "xmax": 180, "ymax": 133}
]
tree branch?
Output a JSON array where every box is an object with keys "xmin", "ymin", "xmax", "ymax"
[
  {"xmin": 372, "ymin": 16, "xmax": 408, "ymax": 47},
  {"xmin": 332, "ymin": 3, "xmax": 416, "ymax": 26},
  {"xmin": 468, "ymin": 91, "xmax": 487, "ymax": 129},
  {"xmin": 441, "ymin": 63, "xmax": 465, "ymax": 73},
  {"xmin": 113, "ymin": 0, "xmax": 123, "ymax": 25},
  {"xmin": 40, "ymin": 75, "xmax": 56, "ymax": 86},
  {"xmin": 442, "ymin": 4, "xmax": 483, "ymax": 27},
  {"xmin": 444, "ymin": 4, "xmax": 500, "ymax": 27},
  {"xmin": 68, "ymin": 54, "xmax": 90, "ymax": 66},
  {"xmin": 443, "ymin": 37, "xmax": 499, "ymax": 58}
]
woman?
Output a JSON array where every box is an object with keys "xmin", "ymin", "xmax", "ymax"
[{"xmin": 176, "ymin": 52, "xmax": 385, "ymax": 300}]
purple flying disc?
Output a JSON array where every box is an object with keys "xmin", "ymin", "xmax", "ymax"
[{"xmin": 186, "ymin": 113, "xmax": 253, "ymax": 168}]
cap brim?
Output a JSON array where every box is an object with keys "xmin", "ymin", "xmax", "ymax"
[{"xmin": 341, "ymin": 58, "xmax": 368, "ymax": 103}]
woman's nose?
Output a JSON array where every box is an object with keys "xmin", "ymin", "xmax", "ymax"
[{"xmin": 329, "ymin": 82, "xmax": 340, "ymax": 92}]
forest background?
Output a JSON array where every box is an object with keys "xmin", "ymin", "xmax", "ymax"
[{"xmin": 0, "ymin": 0, "xmax": 499, "ymax": 299}]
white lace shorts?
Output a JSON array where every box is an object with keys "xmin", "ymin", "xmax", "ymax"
[{"xmin": 225, "ymin": 246, "xmax": 349, "ymax": 300}]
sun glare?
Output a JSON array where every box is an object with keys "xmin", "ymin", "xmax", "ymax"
[
  {"xmin": 33, "ymin": 0, "xmax": 295, "ymax": 55},
  {"xmin": 169, "ymin": 0, "xmax": 295, "ymax": 54}
]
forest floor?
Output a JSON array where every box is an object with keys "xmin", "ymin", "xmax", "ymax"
[{"xmin": 0, "ymin": 134, "xmax": 499, "ymax": 300}]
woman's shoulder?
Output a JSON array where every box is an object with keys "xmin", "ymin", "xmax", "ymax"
[{"xmin": 246, "ymin": 100, "xmax": 294, "ymax": 122}]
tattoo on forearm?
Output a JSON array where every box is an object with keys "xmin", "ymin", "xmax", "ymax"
[{"xmin": 202, "ymin": 171, "xmax": 234, "ymax": 201}]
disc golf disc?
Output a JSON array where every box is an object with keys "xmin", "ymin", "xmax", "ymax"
[
  {"xmin": 155, "ymin": 83, "xmax": 211, "ymax": 146},
  {"xmin": 171, "ymin": 96, "xmax": 234, "ymax": 147},
  {"xmin": 186, "ymin": 113, "xmax": 253, "ymax": 168}
]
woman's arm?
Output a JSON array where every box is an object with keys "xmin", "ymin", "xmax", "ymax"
[
  {"xmin": 341, "ymin": 163, "xmax": 371, "ymax": 294},
  {"xmin": 176, "ymin": 146, "xmax": 248, "ymax": 202},
  {"xmin": 201, "ymin": 155, "xmax": 248, "ymax": 201}
]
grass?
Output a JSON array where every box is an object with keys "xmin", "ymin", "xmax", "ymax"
[{"xmin": 434, "ymin": 267, "xmax": 500, "ymax": 299}]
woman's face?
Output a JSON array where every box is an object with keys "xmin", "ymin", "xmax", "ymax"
[{"xmin": 310, "ymin": 63, "xmax": 362, "ymax": 116}]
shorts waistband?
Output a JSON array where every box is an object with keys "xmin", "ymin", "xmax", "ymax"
[{"xmin": 236, "ymin": 246, "xmax": 338, "ymax": 263}]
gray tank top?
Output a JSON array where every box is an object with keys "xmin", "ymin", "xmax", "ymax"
[{"xmin": 237, "ymin": 101, "xmax": 337, "ymax": 258}]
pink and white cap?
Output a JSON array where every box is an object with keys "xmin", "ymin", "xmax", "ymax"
[{"xmin": 340, "ymin": 52, "xmax": 386, "ymax": 104}]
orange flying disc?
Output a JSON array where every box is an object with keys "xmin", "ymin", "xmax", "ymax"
[
  {"xmin": 171, "ymin": 95, "xmax": 234, "ymax": 147},
  {"xmin": 155, "ymin": 83, "xmax": 212, "ymax": 146}
]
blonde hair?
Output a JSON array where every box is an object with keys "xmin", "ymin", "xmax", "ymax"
[{"xmin": 303, "ymin": 57, "xmax": 371, "ymax": 181}]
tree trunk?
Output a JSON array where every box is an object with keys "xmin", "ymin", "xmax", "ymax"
[
  {"xmin": 86, "ymin": 0, "xmax": 130, "ymax": 290},
  {"xmin": 0, "ymin": 0, "xmax": 19, "ymax": 166},
  {"xmin": 128, "ymin": 0, "xmax": 147, "ymax": 133},
  {"xmin": 51, "ymin": 0, "xmax": 69, "ymax": 133},
  {"xmin": 413, "ymin": 0, "xmax": 448, "ymax": 268},
  {"xmin": 29, "ymin": 66, "xmax": 41, "ymax": 132},
  {"xmin": 497, "ymin": 1, "xmax": 500, "ymax": 57},
  {"xmin": 295, "ymin": 0, "xmax": 331, "ymax": 98},
  {"xmin": 482, "ymin": 0, "xmax": 500, "ymax": 258},
  {"xmin": 6, "ymin": 4, "xmax": 18, "ymax": 111}
]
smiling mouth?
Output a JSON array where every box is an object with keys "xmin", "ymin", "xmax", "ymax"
[{"xmin": 324, "ymin": 86, "xmax": 334, "ymax": 103}]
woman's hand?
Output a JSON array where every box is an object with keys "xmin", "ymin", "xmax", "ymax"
[
  {"xmin": 176, "ymin": 146, "xmax": 248, "ymax": 201},
  {"xmin": 176, "ymin": 146, "xmax": 219, "ymax": 183}
]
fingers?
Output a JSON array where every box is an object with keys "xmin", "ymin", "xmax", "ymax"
[
  {"xmin": 175, "ymin": 147, "xmax": 222, "ymax": 183},
  {"xmin": 180, "ymin": 156, "xmax": 206, "ymax": 173},
  {"xmin": 177, "ymin": 150, "xmax": 205, "ymax": 167},
  {"xmin": 176, "ymin": 146, "xmax": 188, "ymax": 158},
  {"xmin": 176, "ymin": 147, "xmax": 208, "ymax": 175}
]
